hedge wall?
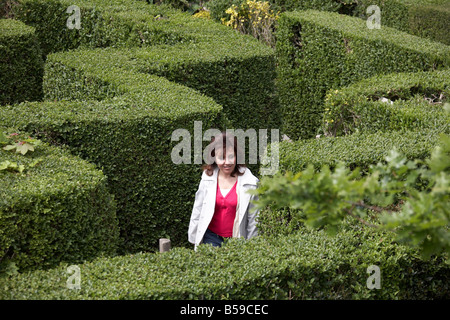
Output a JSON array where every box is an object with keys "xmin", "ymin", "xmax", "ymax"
[
  {"xmin": 1, "ymin": 224, "xmax": 448, "ymax": 299},
  {"xmin": 0, "ymin": 128, "xmax": 118, "ymax": 273},
  {"xmin": 275, "ymin": 9, "xmax": 450, "ymax": 140},
  {"xmin": 322, "ymin": 69, "xmax": 450, "ymax": 137},
  {"xmin": 1, "ymin": 0, "xmax": 279, "ymax": 254},
  {"xmin": 0, "ymin": 18, "xmax": 43, "ymax": 105},
  {"xmin": 353, "ymin": 0, "xmax": 450, "ymax": 45},
  {"xmin": 272, "ymin": 129, "xmax": 441, "ymax": 174},
  {"xmin": 0, "ymin": 54, "xmax": 224, "ymax": 253},
  {"xmin": 10, "ymin": 0, "xmax": 192, "ymax": 55},
  {"xmin": 11, "ymin": 0, "xmax": 279, "ymax": 129}
]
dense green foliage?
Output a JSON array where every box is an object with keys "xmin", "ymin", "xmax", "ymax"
[
  {"xmin": 1, "ymin": 0, "xmax": 279, "ymax": 256},
  {"xmin": 353, "ymin": 0, "xmax": 450, "ymax": 45},
  {"xmin": 1, "ymin": 223, "xmax": 448, "ymax": 299},
  {"xmin": 0, "ymin": 128, "xmax": 118, "ymax": 273},
  {"xmin": 322, "ymin": 69, "xmax": 450, "ymax": 136},
  {"xmin": 255, "ymin": 133, "xmax": 450, "ymax": 261},
  {"xmin": 0, "ymin": 19, "xmax": 43, "ymax": 105},
  {"xmin": 0, "ymin": 61, "xmax": 224, "ymax": 254},
  {"xmin": 275, "ymin": 9, "xmax": 450, "ymax": 140},
  {"xmin": 273, "ymin": 129, "xmax": 441, "ymax": 174},
  {"xmin": 1, "ymin": 0, "xmax": 448, "ymax": 299}
]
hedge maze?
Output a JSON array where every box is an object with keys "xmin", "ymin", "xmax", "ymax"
[{"xmin": 0, "ymin": 0, "xmax": 449, "ymax": 299}]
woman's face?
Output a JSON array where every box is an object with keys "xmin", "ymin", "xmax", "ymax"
[{"xmin": 215, "ymin": 147, "xmax": 236, "ymax": 175}]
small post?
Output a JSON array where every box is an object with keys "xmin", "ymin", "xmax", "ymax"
[{"xmin": 159, "ymin": 238, "xmax": 171, "ymax": 253}]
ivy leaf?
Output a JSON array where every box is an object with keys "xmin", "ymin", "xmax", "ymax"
[
  {"xmin": 3, "ymin": 145, "xmax": 16, "ymax": 151},
  {"xmin": 15, "ymin": 142, "xmax": 35, "ymax": 155}
]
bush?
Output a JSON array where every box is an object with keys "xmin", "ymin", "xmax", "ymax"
[
  {"xmin": 11, "ymin": 0, "xmax": 194, "ymax": 55},
  {"xmin": 275, "ymin": 9, "xmax": 450, "ymax": 140},
  {"xmin": 272, "ymin": 129, "xmax": 441, "ymax": 174},
  {"xmin": 12, "ymin": 0, "xmax": 279, "ymax": 130},
  {"xmin": 322, "ymin": 69, "xmax": 450, "ymax": 136},
  {"xmin": 0, "ymin": 51, "xmax": 225, "ymax": 253},
  {"xmin": 0, "ymin": 18, "xmax": 43, "ymax": 105},
  {"xmin": 0, "ymin": 224, "xmax": 448, "ymax": 299},
  {"xmin": 0, "ymin": 128, "xmax": 119, "ymax": 273},
  {"xmin": 207, "ymin": 0, "xmax": 350, "ymax": 23},
  {"xmin": 353, "ymin": 0, "xmax": 450, "ymax": 45},
  {"xmin": 2, "ymin": 0, "xmax": 279, "ymax": 253}
]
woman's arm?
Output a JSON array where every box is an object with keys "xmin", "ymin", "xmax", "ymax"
[
  {"xmin": 188, "ymin": 179, "xmax": 206, "ymax": 244},
  {"xmin": 246, "ymin": 193, "xmax": 259, "ymax": 239}
]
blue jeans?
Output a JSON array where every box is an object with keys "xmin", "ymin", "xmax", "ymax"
[{"xmin": 203, "ymin": 229, "xmax": 225, "ymax": 247}]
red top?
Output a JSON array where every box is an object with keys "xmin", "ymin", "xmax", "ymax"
[{"xmin": 208, "ymin": 180, "xmax": 238, "ymax": 238}]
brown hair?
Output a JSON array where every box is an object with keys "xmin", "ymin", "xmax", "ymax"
[{"xmin": 202, "ymin": 131, "xmax": 246, "ymax": 177}]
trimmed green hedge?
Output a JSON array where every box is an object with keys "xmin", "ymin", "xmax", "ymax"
[
  {"xmin": 322, "ymin": 69, "xmax": 450, "ymax": 136},
  {"xmin": 0, "ymin": 18, "xmax": 43, "ymax": 105},
  {"xmin": 353, "ymin": 0, "xmax": 450, "ymax": 45},
  {"xmin": 12, "ymin": 0, "xmax": 280, "ymax": 129},
  {"xmin": 0, "ymin": 54, "xmax": 224, "ymax": 253},
  {"xmin": 275, "ymin": 9, "xmax": 450, "ymax": 140},
  {"xmin": 0, "ymin": 224, "xmax": 448, "ymax": 299},
  {"xmin": 11, "ymin": 0, "xmax": 192, "ymax": 55},
  {"xmin": 2, "ymin": 0, "xmax": 279, "ymax": 254},
  {"xmin": 130, "ymin": 43, "xmax": 280, "ymax": 131},
  {"xmin": 0, "ymin": 128, "xmax": 119, "ymax": 273},
  {"xmin": 273, "ymin": 129, "xmax": 441, "ymax": 174}
]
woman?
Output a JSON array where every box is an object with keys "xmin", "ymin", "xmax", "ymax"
[{"xmin": 188, "ymin": 132, "xmax": 260, "ymax": 249}]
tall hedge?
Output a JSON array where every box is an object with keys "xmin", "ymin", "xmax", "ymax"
[
  {"xmin": 0, "ymin": 19, "xmax": 43, "ymax": 105},
  {"xmin": 275, "ymin": 9, "xmax": 450, "ymax": 140},
  {"xmin": 0, "ymin": 57, "xmax": 224, "ymax": 253},
  {"xmin": 353, "ymin": 0, "xmax": 450, "ymax": 45},
  {"xmin": 11, "ymin": 0, "xmax": 279, "ymax": 129},
  {"xmin": 1, "ymin": 0, "xmax": 279, "ymax": 254},
  {"xmin": 0, "ymin": 128, "xmax": 119, "ymax": 273}
]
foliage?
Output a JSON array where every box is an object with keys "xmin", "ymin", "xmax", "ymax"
[
  {"xmin": 253, "ymin": 134, "xmax": 450, "ymax": 262},
  {"xmin": 0, "ymin": 130, "xmax": 42, "ymax": 173},
  {"xmin": 353, "ymin": 0, "xmax": 450, "ymax": 45},
  {"xmin": 275, "ymin": 9, "xmax": 450, "ymax": 140},
  {"xmin": 0, "ymin": 128, "xmax": 119, "ymax": 273},
  {"xmin": 0, "ymin": 18, "xmax": 43, "ymax": 105},
  {"xmin": 5, "ymin": 0, "xmax": 278, "ymax": 254},
  {"xmin": 322, "ymin": 69, "xmax": 450, "ymax": 137},
  {"xmin": 1, "ymin": 224, "xmax": 448, "ymax": 299},
  {"xmin": 221, "ymin": 0, "xmax": 279, "ymax": 47}
]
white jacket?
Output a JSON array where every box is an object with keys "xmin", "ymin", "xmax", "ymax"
[{"xmin": 188, "ymin": 166, "xmax": 260, "ymax": 249}]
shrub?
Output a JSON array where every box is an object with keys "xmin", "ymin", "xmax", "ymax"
[
  {"xmin": 272, "ymin": 129, "xmax": 441, "ymax": 174},
  {"xmin": 322, "ymin": 69, "xmax": 450, "ymax": 137},
  {"xmin": 0, "ymin": 127, "xmax": 119, "ymax": 273},
  {"xmin": 0, "ymin": 52, "xmax": 225, "ymax": 253},
  {"xmin": 2, "ymin": 0, "xmax": 279, "ymax": 253},
  {"xmin": 221, "ymin": 0, "xmax": 280, "ymax": 47},
  {"xmin": 12, "ymin": 0, "xmax": 279, "ymax": 130},
  {"xmin": 275, "ymin": 9, "xmax": 450, "ymax": 140},
  {"xmin": 11, "ymin": 0, "xmax": 194, "ymax": 55},
  {"xmin": 255, "ymin": 133, "xmax": 450, "ymax": 261},
  {"xmin": 353, "ymin": 0, "xmax": 450, "ymax": 45},
  {"xmin": 207, "ymin": 0, "xmax": 350, "ymax": 23},
  {"xmin": 0, "ymin": 19, "xmax": 43, "ymax": 105},
  {"xmin": 0, "ymin": 224, "xmax": 448, "ymax": 299}
]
